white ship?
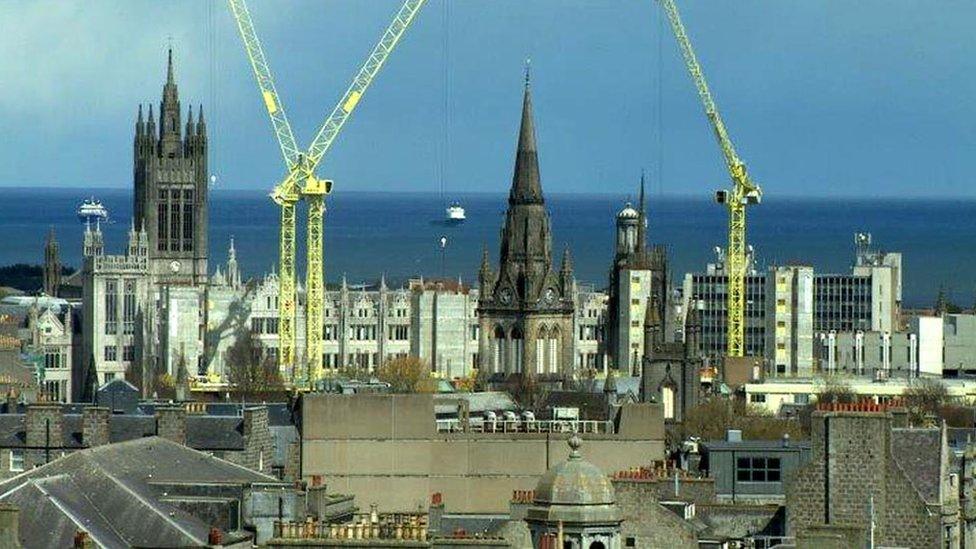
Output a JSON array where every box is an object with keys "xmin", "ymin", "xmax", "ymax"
[
  {"xmin": 445, "ymin": 201, "xmax": 466, "ymax": 224},
  {"xmin": 77, "ymin": 197, "xmax": 109, "ymax": 224}
]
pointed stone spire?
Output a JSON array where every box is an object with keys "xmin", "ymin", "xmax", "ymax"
[
  {"xmin": 509, "ymin": 62, "xmax": 543, "ymax": 206},
  {"xmin": 197, "ymin": 104, "xmax": 206, "ymax": 135},
  {"xmin": 147, "ymin": 104, "xmax": 156, "ymax": 138},
  {"xmin": 166, "ymin": 47, "xmax": 175, "ymax": 85},
  {"xmin": 560, "ymin": 246, "xmax": 573, "ymax": 273},
  {"xmin": 637, "ymin": 170, "xmax": 647, "ymax": 252},
  {"xmin": 136, "ymin": 104, "xmax": 144, "ymax": 136},
  {"xmin": 185, "ymin": 105, "xmax": 195, "ymax": 136}
]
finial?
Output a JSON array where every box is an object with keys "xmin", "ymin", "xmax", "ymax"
[
  {"xmin": 524, "ymin": 58, "xmax": 531, "ymax": 88},
  {"xmin": 166, "ymin": 44, "xmax": 174, "ymax": 84},
  {"xmin": 568, "ymin": 434, "xmax": 582, "ymax": 459}
]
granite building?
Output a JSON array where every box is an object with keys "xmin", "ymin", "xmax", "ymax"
[
  {"xmin": 606, "ymin": 178, "xmax": 670, "ymax": 376},
  {"xmin": 133, "ymin": 49, "xmax": 209, "ymax": 286},
  {"xmin": 640, "ymin": 296, "xmax": 702, "ymax": 422},
  {"xmin": 477, "ymin": 75, "xmax": 575, "ymax": 378}
]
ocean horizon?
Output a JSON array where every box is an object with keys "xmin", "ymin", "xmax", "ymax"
[{"xmin": 2, "ymin": 186, "xmax": 974, "ymax": 308}]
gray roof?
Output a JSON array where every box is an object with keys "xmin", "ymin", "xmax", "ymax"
[
  {"xmin": 891, "ymin": 428, "xmax": 943, "ymax": 504},
  {"xmin": 186, "ymin": 415, "xmax": 243, "ymax": 450},
  {"xmin": 700, "ymin": 439, "xmax": 811, "ymax": 452},
  {"xmin": 0, "ymin": 437, "xmax": 278, "ymax": 548},
  {"xmin": 433, "ymin": 392, "xmax": 517, "ymax": 415}
]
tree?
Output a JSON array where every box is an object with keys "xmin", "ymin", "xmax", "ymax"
[
  {"xmin": 904, "ymin": 378, "xmax": 953, "ymax": 425},
  {"xmin": 815, "ymin": 377, "xmax": 857, "ymax": 405},
  {"xmin": 680, "ymin": 397, "xmax": 805, "ymax": 442},
  {"xmin": 226, "ymin": 326, "xmax": 282, "ymax": 397},
  {"xmin": 375, "ymin": 355, "xmax": 435, "ymax": 393}
]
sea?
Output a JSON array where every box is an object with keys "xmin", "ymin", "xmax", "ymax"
[{"xmin": 2, "ymin": 187, "xmax": 974, "ymax": 308}]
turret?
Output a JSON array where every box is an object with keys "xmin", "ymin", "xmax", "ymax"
[
  {"xmin": 685, "ymin": 301, "xmax": 701, "ymax": 358},
  {"xmin": 560, "ymin": 247, "xmax": 573, "ymax": 294},
  {"xmin": 147, "ymin": 104, "xmax": 156, "ymax": 144},
  {"xmin": 197, "ymin": 105, "xmax": 206, "ymax": 137},
  {"xmin": 135, "ymin": 104, "xmax": 145, "ymax": 137},
  {"xmin": 478, "ymin": 245, "xmax": 493, "ymax": 292},
  {"xmin": 643, "ymin": 295, "xmax": 662, "ymax": 352},
  {"xmin": 227, "ymin": 237, "xmax": 241, "ymax": 289}
]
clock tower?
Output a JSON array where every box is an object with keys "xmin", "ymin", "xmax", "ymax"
[
  {"xmin": 477, "ymin": 71, "xmax": 575, "ymax": 379},
  {"xmin": 133, "ymin": 49, "xmax": 209, "ymax": 286}
]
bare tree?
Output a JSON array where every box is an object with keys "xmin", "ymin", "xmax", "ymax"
[{"xmin": 226, "ymin": 326, "xmax": 282, "ymax": 397}]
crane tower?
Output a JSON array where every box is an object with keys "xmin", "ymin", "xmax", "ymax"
[
  {"xmin": 228, "ymin": 0, "xmax": 427, "ymax": 385},
  {"xmin": 657, "ymin": 0, "xmax": 762, "ymax": 357}
]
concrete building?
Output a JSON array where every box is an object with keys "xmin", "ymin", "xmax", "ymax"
[
  {"xmin": 766, "ymin": 264, "xmax": 814, "ymax": 377},
  {"xmin": 409, "ymin": 279, "xmax": 479, "ymax": 378},
  {"xmin": 744, "ymin": 377, "xmax": 976, "ymax": 415},
  {"xmin": 477, "ymin": 76, "xmax": 575, "ymax": 378},
  {"xmin": 298, "ymin": 393, "xmax": 664, "ymax": 514},
  {"xmin": 945, "ymin": 313, "xmax": 976, "ymax": 374},
  {"xmin": 786, "ymin": 402, "xmax": 962, "ymax": 548},
  {"xmin": 683, "ymin": 234, "xmax": 902, "ymax": 367},
  {"xmin": 575, "ymin": 287, "xmax": 608, "ymax": 374}
]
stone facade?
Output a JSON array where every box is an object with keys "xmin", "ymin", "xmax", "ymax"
[
  {"xmin": 640, "ymin": 296, "xmax": 702, "ymax": 422},
  {"xmin": 133, "ymin": 49, "xmax": 209, "ymax": 286},
  {"xmin": 786, "ymin": 405, "xmax": 959, "ymax": 548}
]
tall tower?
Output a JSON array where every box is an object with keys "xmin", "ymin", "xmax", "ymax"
[
  {"xmin": 43, "ymin": 228, "xmax": 61, "ymax": 297},
  {"xmin": 606, "ymin": 175, "xmax": 669, "ymax": 374},
  {"xmin": 477, "ymin": 70, "xmax": 575, "ymax": 378},
  {"xmin": 133, "ymin": 49, "xmax": 208, "ymax": 285}
]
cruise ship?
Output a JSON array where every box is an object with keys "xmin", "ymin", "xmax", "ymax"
[
  {"xmin": 445, "ymin": 201, "xmax": 466, "ymax": 224},
  {"xmin": 77, "ymin": 197, "xmax": 109, "ymax": 224}
]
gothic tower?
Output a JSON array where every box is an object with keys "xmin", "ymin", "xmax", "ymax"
[
  {"xmin": 606, "ymin": 175, "xmax": 670, "ymax": 374},
  {"xmin": 477, "ymin": 71, "xmax": 575, "ymax": 378},
  {"xmin": 43, "ymin": 228, "xmax": 61, "ymax": 297},
  {"xmin": 133, "ymin": 49, "xmax": 208, "ymax": 285}
]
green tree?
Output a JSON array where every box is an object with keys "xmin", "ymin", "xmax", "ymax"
[{"xmin": 375, "ymin": 356, "xmax": 435, "ymax": 393}]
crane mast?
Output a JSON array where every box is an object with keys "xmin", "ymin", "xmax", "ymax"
[
  {"xmin": 658, "ymin": 0, "xmax": 762, "ymax": 358},
  {"xmin": 228, "ymin": 0, "xmax": 426, "ymax": 386}
]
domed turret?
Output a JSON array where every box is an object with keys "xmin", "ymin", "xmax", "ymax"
[{"xmin": 525, "ymin": 435, "xmax": 622, "ymax": 547}]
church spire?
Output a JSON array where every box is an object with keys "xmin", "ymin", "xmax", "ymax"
[
  {"xmin": 509, "ymin": 62, "xmax": 543, "ymax": 206},
  {"xmin": 160, "ymin": 47, "xmax": 182, "ymax": 154}
]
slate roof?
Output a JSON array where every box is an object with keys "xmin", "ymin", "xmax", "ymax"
[
  {"xmin": 186, "ymin": 415, "xmax": 243, "ymax": 450},
  {"xmin": 0, "ymin": 437, "xmax": 278, "ymax": 549},
  {"xmin": 891, "ymin": 427, "xmax": 943, "ymax": 504}
]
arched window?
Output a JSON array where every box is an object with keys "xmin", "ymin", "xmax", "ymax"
[
  {"xmin": 589, "ymin": 542, "xmax": 606, "ymax": 549},
  {"xmin": 662, "ymin": 385, "xmax": 676, "ymax": 420},
  {"xmin": 493, "ymin": 325, "xmax": 506, "ymax": 373},
  {"xmin": 511, "ymin": 326, "xmax": 524, "ymax": 373},
  {"xmin": 536, "ymin": 326, "xmax": 549, "ymax": 375},
  {"xmin": 548, "ymin": 326, "xmax": 561, "ymax": 374}
]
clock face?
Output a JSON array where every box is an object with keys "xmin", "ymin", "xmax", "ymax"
[
  {"xmin": 499, "ymin": 288, "xmax": 513, "ymax": 305},
  {"xmin": 169, "ymin": 260, "xmax": 182, "ymax": 273}
]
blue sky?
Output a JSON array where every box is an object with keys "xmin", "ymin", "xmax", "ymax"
[{"xmin": 1, "ymin": 1, "xmax": 975, "ymax": 197}]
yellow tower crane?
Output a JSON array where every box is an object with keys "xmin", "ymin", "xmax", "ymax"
[
  {"xmin": 658, "ymin": 0, "xmax": 762, "ymax": 357},
  {"xmin": 228, "ymin": 0, "xmax": 427, "ymax": 385}
]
